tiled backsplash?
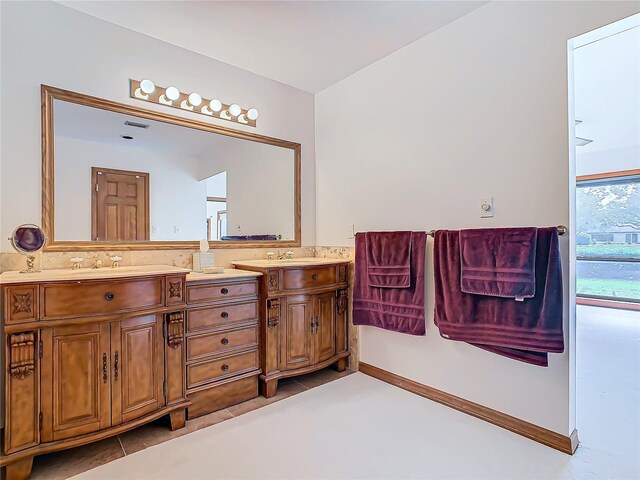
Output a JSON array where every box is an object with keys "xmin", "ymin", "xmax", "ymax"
[{"xmin": 0, "ymin": 247, "xmax": 315, "ymax": 273}]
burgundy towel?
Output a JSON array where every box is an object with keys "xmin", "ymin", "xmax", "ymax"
[
  {"xmin": 460, "ymin": 227, "xmax": 537, "ymax": 300},
  {"xmin": 354, "ymin": 231, "xmax": 426, "ymax": 335},
  {"xmin": 366, "ymin": 231, "xmax": 412, "ymax": 288},
  {"xmin": 433, "ymin": 228, "xmax": 563, "ymax": 366}
]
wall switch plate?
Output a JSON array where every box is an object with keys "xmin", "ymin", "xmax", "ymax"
[
  {"xmin": 480, "ymin": 197, "xmax": 494, "ymax": 218},
  {"xmin": 347, "ymin": 224, "xmax": 355, "ymax": 239}
]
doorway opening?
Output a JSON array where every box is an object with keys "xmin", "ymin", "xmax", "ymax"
[{"xmin": 570, "ymin": 14, "xmax": 639, "ymax": 470}]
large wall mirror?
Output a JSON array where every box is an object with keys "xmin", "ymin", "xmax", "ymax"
[{"xmin": 42, "ymin": 86, "xmax": 301, "ymax": 251}]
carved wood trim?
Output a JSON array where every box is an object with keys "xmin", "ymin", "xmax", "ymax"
[
  {"xmin": 12, "ymin": 292, "xmax": 34, "ymax": 315},
  {"xmin": 169, "ymin": 281, "xmax": 182, "ymax": 299},
  {"xmin": 337, "ymin": 289, "xmax": 348, "ymax": 315},
  {"xmin": 268, "ymin": 271, "xmax": 280, "ymax": 291},
  {"xmin": 267, "ymin": 298, "xmax": 281, "ymax": 328},
  {"xmin": 41, "ymin": 85, "xmax": 302, "ymax": 251},
  {"xmin": 9, "ymin": 332, "xmax": 36, "ymax": 380},
  {"xmin": 338, "ymin": 265, "xmax": 347, "ymax": 284},
  {"xmin": 166, "ymin": 312, "xmax": 184, "ymax": 349}
]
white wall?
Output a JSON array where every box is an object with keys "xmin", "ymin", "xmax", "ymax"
[
  {"xmin": 0, "ymin": 0, "xmax": 315, "ymax": 251},
  {"xmin": 199, "ymin": 141, "xmax": 295, "ymax": 239},
  {"xmin": 315, "ymin": 1, "xmax": 639, "ymax": 435},
  {"xmin": 55, "ymin": 136, "xmax": 207, "ymax": 241}
]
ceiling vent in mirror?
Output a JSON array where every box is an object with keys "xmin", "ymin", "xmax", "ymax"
[{"xmin": 124, "ymin": 120, "xmax": 150, "ymax": 129}]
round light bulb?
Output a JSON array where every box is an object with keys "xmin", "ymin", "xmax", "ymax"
[
  {"xmin": 188, "ymin": 92, "xmax": 202, "ymax": 107},
  {"xmin": 209, "ymin": 99, "xmax": 222, "ymax": 112},
  {"xmin": 139, "ymin": 79, "xmax": 155, "ymax": 94},
  {"xmin": 228, "ymin": 104, "xmax": 242, "ymax": 117},
  {"xmin": 246, "ymin": 108, "xmax": 259, "ymax": 121},
  {"xmin": 165, "ymin": 86, "xmax": 180, "ymax": 101}
]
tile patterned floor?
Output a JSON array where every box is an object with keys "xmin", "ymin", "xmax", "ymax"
[{"xmin": 30, "ymin": 368, "xmax": 355, "ymax": 479}]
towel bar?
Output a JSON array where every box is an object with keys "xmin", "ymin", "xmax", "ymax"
[{"xmin": 427, "ymin": 225, "xmax": 567, "ymax": 238}]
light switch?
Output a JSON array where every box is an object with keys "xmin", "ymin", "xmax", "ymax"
[
  {"xmin": 480, "ymin": 197, "xmax": 494, "ymax": 218},
  {"xmin": 347, "ymin": 224, "xmax": 355, "ymax": 239}
]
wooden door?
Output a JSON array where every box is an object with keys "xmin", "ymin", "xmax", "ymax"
[
  {"xmin": 280, "ymin": 295, "xmax": 314, "ymax": 371},
  {"xmin": 92, "ymin": 167, "xmax": 149, "ymax": 241},
  {"xmin": 111, "ymin": 315, "xmax": 164, "ymax": 425},
  {"xmin": 41, "ymin": 323, "xmax": 111, "ymax": 442},
  {"xmin": 314, "ymin": 292, "xmax": 336, "ymax": 363}
]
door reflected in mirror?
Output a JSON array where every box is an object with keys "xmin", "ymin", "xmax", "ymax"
[{"xmin": 53, "ymin": 99, "xmax": 296, "ymax": 243}]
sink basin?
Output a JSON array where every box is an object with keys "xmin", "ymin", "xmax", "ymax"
[
  {"xmin": 266, "ymin": 258, "xmax": 319, "ymax": 264},
  {"xmin": 70, "ymin": 266, "xmax": 139, "ymax": 274}
]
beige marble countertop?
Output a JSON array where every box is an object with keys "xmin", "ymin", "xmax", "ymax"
[
  {"xmin": 232, "ymin": 257, "xmax": 350, "ymax": 269},
  {"xmin": 186, "ymin": 269, "xmax": 262, "ymax": 282},
  {"xmin": 0, "ymin": 265, "xmax": 190, "ymax": 284}
]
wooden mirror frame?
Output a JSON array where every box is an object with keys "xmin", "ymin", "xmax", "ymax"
[{"xmin": 41, "ymin": 85, "xmax": 301, "ymax": 251}]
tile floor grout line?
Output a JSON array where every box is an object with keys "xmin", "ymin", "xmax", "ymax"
[
  {"xmin": 225, "ymin": 408, "xmax": 235, "ymax": 417},
  {"xmin": 292, "ymin": 379, "xmax": 310, "ymax": 390},
  {"xmin": 117, "ymin": 435, "xmax": 127, "ymax": 456}
]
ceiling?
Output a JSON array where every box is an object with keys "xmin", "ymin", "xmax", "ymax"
[
  {"xmin": 574, "ymin": 26, "xmax": 640, "ymax": 157},
  {"xmin": 55, "ymin": 0, "xmax": 487, "ymax": 93},
  {"xmin": 53, "ymin": 99, "xmax": 287, "ymax": 162}
]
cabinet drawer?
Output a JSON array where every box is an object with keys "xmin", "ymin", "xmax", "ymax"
[
  {"xmin": 187, "ymin": 375, "xmax": 258, "ymax": 419},
  {"xmin": 187, "ymin": 350, "xmax": 259, "ymax": 389},
  {"xmin": 4, "ymin": 285, "xmax": 38, "ymax": 324},
  {"xmin": 282, "ymin": 266, "xmax": 336, "ymax": 291},
  {"xmin": 187, "ymin": 281, "xmax": 257, "ymax": 304},
  {"xmin": 187, "ymin": 326, "xmax": 258, "ymax": 362},
  {"xmin": 187, "ymin": 302, "xmax": 258, "ymax": 333},
  {"xmin": 41, "ymin": 277, "xmax": 163, "ymax": 319}
]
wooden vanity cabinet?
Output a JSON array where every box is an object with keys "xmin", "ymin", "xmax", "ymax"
[
  {"xmin": 184, "ymin": 274, "xmax": 262, "ymax": 419},
  {"xmin": 1, "ymin": 272, "xmax": 189, "ymax": 480},
  {"xmin": 233, "ymin": 261, "xmax": 350, "ymax": 398}
]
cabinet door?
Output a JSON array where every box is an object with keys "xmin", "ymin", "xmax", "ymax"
[
  {"xmin": 41, "ymin": 323, "xmax": 111, "ymax": 442},
  {"xmin": 280, "ymin": 295, "xmax": 314, "ymax": 371},
  {"xmin": 314, "ymin": 292, "xmax": 337, "ymax": 364},
  {"xmin": 111, "ymin": 315, "xmax": 164, "ymax": 425}
]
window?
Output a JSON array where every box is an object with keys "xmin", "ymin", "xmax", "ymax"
[{"xmin": 576, "ymin": 174, "xmax": 640, "ymax": 303}]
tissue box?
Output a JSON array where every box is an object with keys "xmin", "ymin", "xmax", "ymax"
[{"xmin": 192, "ymin": 252, "xmax": 215, "ymax": 272}]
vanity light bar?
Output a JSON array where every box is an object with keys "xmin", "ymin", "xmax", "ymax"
[{"xmin": 129, "ymin": 79, "xmax": 258, "ymax": 128}]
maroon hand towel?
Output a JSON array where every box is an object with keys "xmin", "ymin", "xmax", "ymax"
[
  {"xmin": 433, "ymin": 228, "xmax": 563, "ymax": 366},
  {"xmin": 366, "ymin": 231, "xmax": 413, "ymax": 288},
  {"xmin": 460, "ymin": 227, "xmax": 537, "ymax": 300},
  {"xmin": 354, "ymin": 231, "xmax": 426, "ymax": 335}
]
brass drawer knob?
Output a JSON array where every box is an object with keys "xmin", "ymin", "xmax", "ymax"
[
  {"xmin": 221, "ymin": 311, "xmax": 229, "ymax": 319},
  {"xmin": 221, "ymin": 338, "xmax": 229, "ymax": 345},
  {"xmin": 105, "ymin": 292, "xmax": 115, "ymax": 301},
  {"xmin": 221, "ymin": 364, "xmax": 229, "ymax": 371},
  {"xmin": 221, "ymin": 288, "xmax": 229, "ymax": 295}
]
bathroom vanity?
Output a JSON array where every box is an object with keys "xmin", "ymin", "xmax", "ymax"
[
  {"xmin": 232, "ymin": 258, "xmax": 350, "ymax": 397},
  {"xmin": 0, "ymin": 266, "xmax": 191, "ymax": 480}
]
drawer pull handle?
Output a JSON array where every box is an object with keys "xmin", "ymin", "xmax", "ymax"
[
  {"xmin": 114, "ymin": 351, "xmax": 119, "ymax": 381},
  {"xmin": 221, "ymin": 338, "xmax": 229, "ymax": 345},
  {"xmin": 221, "ymin": 364, "xmax": 230, "ymax": 371},
  {"xmin": 105, "ymin": 292, "xmax": 115, "ymax": 301},
  {"xmin": 312, "ymin": 274, "xmax": 318, "ymax": 280},
  {"xmin": 221, "ymin": 311, "xmax": 229, "ymax": 319},
  {"xmin": 221, "ymin": 288, "xmax": 229, "ymax": 295}
]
